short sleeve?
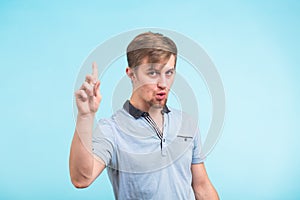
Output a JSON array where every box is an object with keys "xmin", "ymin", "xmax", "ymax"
[
  {"xmin": 191, "ymin": 128, "xmax": 205, "ymax": 164},
  {"xmin": 92, "ymin": 119, "xmax": 115, "ymax": 166}
]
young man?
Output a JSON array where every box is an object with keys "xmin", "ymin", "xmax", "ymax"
[{"xmin": 69, "ymin": 32, "xmax": 219, "ymax": 199}]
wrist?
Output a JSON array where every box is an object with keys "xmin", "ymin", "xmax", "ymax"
[
  {"xmin": 77, "ymin": 112, "xmax": 96, "ymax": 120},
  {"xmin": 75, "ymin": 113, "xmax": 95, "ymax": 136}
]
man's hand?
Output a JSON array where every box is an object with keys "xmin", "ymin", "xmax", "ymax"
[
  {"xmin": 75, "ymin": 62, "xmax": 101, "ymax": 116},
  {"xmin": 70, "ymin": 62, "xmax": 105, "ymax": 188}
]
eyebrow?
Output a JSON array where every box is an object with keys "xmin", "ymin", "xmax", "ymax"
[
  {"xmin": 145, "ymin": 64, "xmax": 175, "ymax": 71},
  {"xmin": 166, "ymin": 67, "xmax": 175, "ymax": 71},
  {"xmin": 146, "ymin": 65, "xmax": 156, "ymax": 71}
]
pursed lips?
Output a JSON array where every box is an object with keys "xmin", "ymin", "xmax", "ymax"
[{"xmin": 155, "ymin": 91, "xmax": 167, "ymax": 100}]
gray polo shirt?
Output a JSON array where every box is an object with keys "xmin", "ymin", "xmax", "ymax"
[{"xmin": 93, "ymin": 101, "xmax": 204, "ymax": 200}]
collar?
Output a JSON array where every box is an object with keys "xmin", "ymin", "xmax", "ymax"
[{"xmin": 123, "ymin": 100, "xmax": 170, "ymax": 119}]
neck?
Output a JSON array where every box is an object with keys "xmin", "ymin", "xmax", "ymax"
[
  {"xmin": 148, "ymin": 106, "xmax": 163, "ymax": 119},
  {"xmin": 129, "ymin": 97, "xmax": 165, "ymax": 132}
]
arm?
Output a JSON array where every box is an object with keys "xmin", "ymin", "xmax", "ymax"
[
  {"xmin": 191, "ymin": 163, "xmax": 219, "ymax": 200},
  {"xmin": 69, "ymin": 62, "xmax": 105, "ymax": 188}
]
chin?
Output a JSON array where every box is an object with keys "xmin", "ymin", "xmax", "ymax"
[
  {"xmin": 151, "ymin": 104, "xmax": 163, "ymax": 109},
  {"xmin": 150, "ymin": 99, "xmax": 167, "ymax": 109}
]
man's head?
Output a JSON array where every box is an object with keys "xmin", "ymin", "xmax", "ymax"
[
  {"xmin": 126, "ymin": 32, "xmax": 178, "ymax": 111},
  {"xmin": 126, "ymin": 32, "xmax": 177, "ymax": 69}
]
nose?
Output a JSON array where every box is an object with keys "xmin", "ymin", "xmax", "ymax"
[{"xmin": 157, "ymin": 75, "xmax": 167, "ymax": 89}]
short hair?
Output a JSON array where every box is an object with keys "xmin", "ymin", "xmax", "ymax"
[{"xmin": 126, "ymin": 32, "xmax": 177, "ymax": 69}]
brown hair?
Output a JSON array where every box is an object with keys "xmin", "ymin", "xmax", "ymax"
[{"xmin": 126, "ymin": 32, "xmax": 177, "ymax": 69}]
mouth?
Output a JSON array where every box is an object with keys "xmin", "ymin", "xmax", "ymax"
[{"xmin": 155, "ymin": 92, "xmax": 167, "ymax": 100}]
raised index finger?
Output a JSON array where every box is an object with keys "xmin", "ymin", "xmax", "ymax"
[{"xmin": 92, "ymin": 62, "xmax": 99, "ymax": 82}]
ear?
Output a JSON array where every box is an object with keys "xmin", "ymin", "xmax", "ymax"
[{"xmin": 126, "ymin": 67, "xmax": 135, "ymax": 80}]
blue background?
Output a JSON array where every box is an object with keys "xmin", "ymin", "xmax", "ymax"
[{"xmin": 1, "ymin": 1, "xmax": 299, "ymax": 199}]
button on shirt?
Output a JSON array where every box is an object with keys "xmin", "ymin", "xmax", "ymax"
[{"xmin": 92, "ymin": 100, "xmax": 204, "ymax": 200}]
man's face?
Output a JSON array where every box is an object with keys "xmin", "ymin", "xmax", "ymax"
[{"xmin": 129, "ymin": 55, "xmax": 176, "ymax": 110}]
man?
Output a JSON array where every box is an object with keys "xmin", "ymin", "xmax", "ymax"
[{"xmin": 69, "ymin": 32, "xmax": 219, "ymax": 199}]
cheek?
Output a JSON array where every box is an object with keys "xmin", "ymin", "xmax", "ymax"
[
  {"xmin": 139, "ymin": 78, "xmax": 157, "ymax": 86},
  {"xmin": 134, "ymin": 77, "xmax": 156, "ymax": 88},
  {"xmin": 139, "ymin": 84, "xmax": 157, "ymax": 95},
  {"xmin": 167, "ymin": 77, "xmax": 175, "ymax": 87}
]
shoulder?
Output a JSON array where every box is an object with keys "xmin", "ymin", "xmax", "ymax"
[
  {"xmin": 97, "ymin": 108, "xmax": 129, "ymax": 125},
  {"xmin": 168, "ymin": 107, "xmax": 198, "ymax": 125},
  {"xmin": 95, "ymin": 108, "xmax": 136, "ymax": 134},
  {"xmin": 168, "ymin": 106, "xmax": 197, "ymax": 118}
]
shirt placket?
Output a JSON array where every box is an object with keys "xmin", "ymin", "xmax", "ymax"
[
  {"xmin": 142, "ymin": 112, "xmax": 167, "ymax": 156},
  {"xmin": 161, "ymin": 113, "xmax": 168, "ymax": 156}
]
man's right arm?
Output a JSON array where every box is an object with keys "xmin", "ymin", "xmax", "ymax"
[{"xmin": 69, "ymin": 62, "xmax": 105, "ymax": 188}]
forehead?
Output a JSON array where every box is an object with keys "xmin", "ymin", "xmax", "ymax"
[{"xmin": 138, "ymin": 55, "xmax": 176, "ymax": 70}]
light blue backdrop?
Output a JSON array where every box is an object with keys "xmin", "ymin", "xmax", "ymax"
[{"xmin": 1, "ymin": 1, "xmax": 299, "ymax": 199}]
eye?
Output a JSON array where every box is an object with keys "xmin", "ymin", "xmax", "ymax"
[
  {"xmin": 165, "ymin": 69, "xmax": 175, "ymax": 76},
  {"xmin": 148, "ymin": 71, "xmax": 158, "ymax": 76}
]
